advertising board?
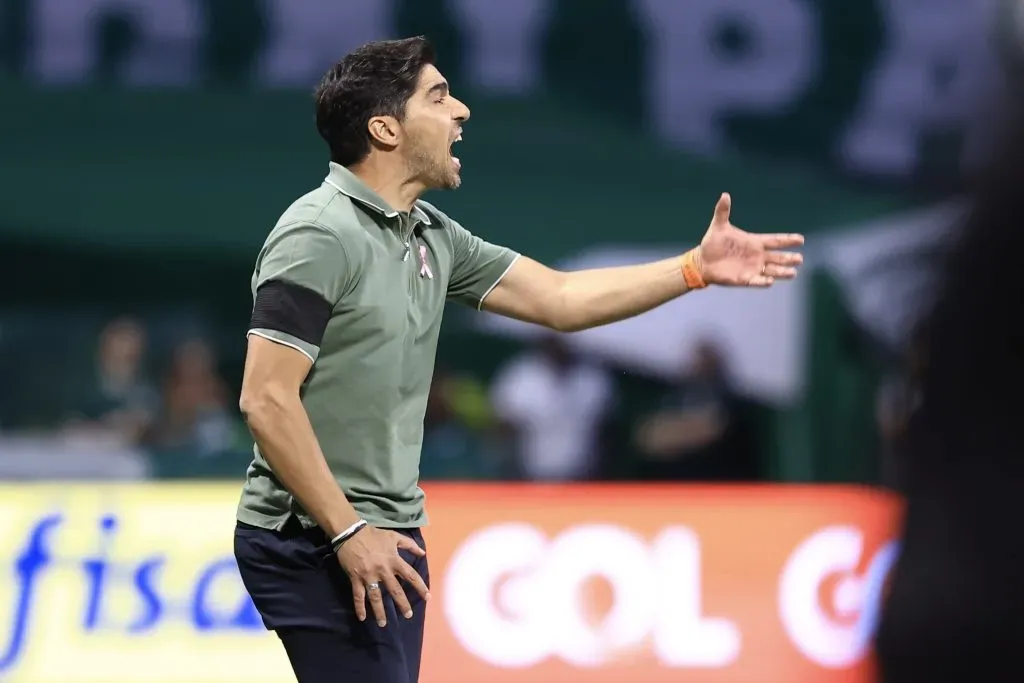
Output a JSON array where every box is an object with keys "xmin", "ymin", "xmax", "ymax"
[{"xmin": 0, "ymin": 483, "xmax": 899, "ymax": 682}]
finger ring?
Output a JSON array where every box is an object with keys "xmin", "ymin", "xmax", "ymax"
[{"xmin": 368, "ymin": 582, "xmax": 380, "ymax": 592}]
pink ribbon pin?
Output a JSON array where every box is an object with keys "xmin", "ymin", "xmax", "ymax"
[{"xmin": 418, "ymin": 245, "xmax": 433, "ymax": 279}]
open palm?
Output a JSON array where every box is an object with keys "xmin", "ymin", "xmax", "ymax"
[{"xmin": 699, "ymin": 193, "xmax": 805, "ymax": 287}]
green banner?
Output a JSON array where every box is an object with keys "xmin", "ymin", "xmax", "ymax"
[{"xmin": 0, "ymin": 90, "xmax": 911, "ymax": 259}]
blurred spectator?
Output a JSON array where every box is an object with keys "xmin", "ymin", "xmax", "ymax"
[
  {"xmin": 632, "ymin": 341, "xmax": 755, "ymax": 480},
  {"xmin": 419, "ymin": 367, "xmax": 502, "ymax": 480},
  {"xmin": 146, "ymin": 337, "xmax": 239, "ymax": 456},
  {"xmin": 490, "ymin": 335, "xmax": 614, "ymax": 481},
  {"xmin": 875, "ymin": 92, "xmax": 1024, "ymax": 683},
  {"xmin": 875, "ymin": 321, "xmax": 928, "ymax": 490},
  {"xmin": 62, "ymin": 317, "xmax": 158, "ymax": 447}
]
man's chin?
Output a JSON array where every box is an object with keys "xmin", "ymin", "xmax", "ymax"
[
  {"xmin": 447, "ymin": 156, "xmax": 462, "ymax": 188},
  {"xmin": 437, "ymin": 170, "xmax": 461, "ymax": 190}
]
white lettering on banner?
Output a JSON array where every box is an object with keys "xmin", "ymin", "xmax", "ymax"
[
  {"xmin": 16, "ymin": 0, "xmax": 994, "ymax": 180},
  {"xmin": 30, "ymin": 0, "xmax": 200, "ymax": 84},
  {"xmin": 841, "ymin": 0, "xmax": 992, "ymax": 175},
  {"xmin": 449, "ymin": 0, "xmax": 552, "ymax": 93},
  {"xmin": 648, "ymin": 526, "xmax": 742, "ymax": 667},
  {"xmin": 443, "ymin": 523, "xmax": 741, "ymax": 669},
  {"xmin": 257, "ymin": 0, "xmax": 393, "ymax": 86},
  {"xmin": 778, "ymin": 526, "xmax": 900, "ymax": 669},
  {"xmin": 633, "ymin": 0, "xmax": 816, "ymax": 153}
]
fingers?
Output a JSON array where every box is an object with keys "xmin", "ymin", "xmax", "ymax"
[
  {"xmin": 765, "ymin": 251, "xmax": 803, "ymax": 267},
  {"xmin": 366, "ymin": 580, "xmax": 388, "ymax": 627},
  {"xmin": 351, "ymin": 582, "xmax": 368, "ymax": 622},
  {"xmin": 713, "ymin": 192, "xmax": 731, "ymax": 224},
  {"xmin": 760, "ymin": 250, "xmax": 801, "ymax": 281},
  {"xmin": 355, "ymin": 558, "xmax": 429, "ymax": 628},
  {"xmin": 382, "ymin": 573, "xmax": 414, "ymax": 622},
  {"xmin": 397, "ymin": 558, "xmax": 431, "ymax": 604},
  {"xmin": 763, "ymin": 264, "xmax": 798, "ymax": 279},
  {"xmin": 393, "ymin": 532, "xmax": 427, "ymax": 557},
  {"xmin": 747, "ymin": 275, "xmax": 774, "ymax": 287},
  {"xmin": 761, "ymin": 233, "xmax": 805, "ymax": 249}
]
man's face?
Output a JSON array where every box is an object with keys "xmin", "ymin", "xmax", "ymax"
[{"xmin": 400, "ymin": 64, "xmax": 470, "ymax": 190}]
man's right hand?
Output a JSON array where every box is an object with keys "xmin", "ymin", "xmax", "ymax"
[{"xmin": 336, "ymin": 526, "xmax": 430, "ymax": 627}]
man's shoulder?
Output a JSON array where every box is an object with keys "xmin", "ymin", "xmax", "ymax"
[
  {"xmin": 260, "ymin": 186, "xmax": 376, "ymax": 265},
  {"xmin": 275, "ymin": 183, "xmax": 364, "ymax": 236},
  {"xmin": 414, "ymin": 199, "xmax": 457, "ymax": 231}
]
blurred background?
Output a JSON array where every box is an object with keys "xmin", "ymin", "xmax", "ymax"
[{"xmin": 0, "ymin": 0, "xmax": 1009, "ymax": 681}]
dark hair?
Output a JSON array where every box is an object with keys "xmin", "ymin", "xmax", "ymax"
[{"xmin": 314, "ymin": 36, "xmax": 436, "ymax": 166}]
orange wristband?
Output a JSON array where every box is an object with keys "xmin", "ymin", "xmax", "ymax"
[{"xmin": 681, "ymin": 248, "xmax": 707, "ymax": 290}]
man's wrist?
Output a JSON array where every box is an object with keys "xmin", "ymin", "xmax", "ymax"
[
  {"xmin": 319, "ymin": 503, "xmax": 364, "ymax": 538},
  {"xmin": 330, "ymin": 519, "xmax": 368, "ymax": 553},
  {"xmin": 681, "ymin": 247, "xmax": 707, "ymax": 290}
]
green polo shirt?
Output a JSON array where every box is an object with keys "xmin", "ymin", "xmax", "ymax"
[{"xmin": 237, "ymin": 163, "xmax": 519, "ymax": 529}]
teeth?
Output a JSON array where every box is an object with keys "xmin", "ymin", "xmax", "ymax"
[{"xmin": 456, "ymin": 134, "xmax": 462, "ymax": 141}]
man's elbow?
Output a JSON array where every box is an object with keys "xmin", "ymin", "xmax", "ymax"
[
  {"xmin": 545, "ymin": 276, "xmax": 587, "ymax": 333},
  {"xmin": 547, "ymin": 304, "xmax": 591, "ymax": 333},
  {"xmin": 548, "ymin": 315, "xmax": 586, "ymax": 334},
  {"xmin": 239, "ymin": 384, "xmax": 292, "ymax": 426}
]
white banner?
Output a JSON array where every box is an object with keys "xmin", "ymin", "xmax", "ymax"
[
  {"xmin": 477, "ymin": 246, "xmax": 809, "ymax": 404},
  {"xmin": 477, "ymin": 201, "xmax": 966, "ymax": 403}
]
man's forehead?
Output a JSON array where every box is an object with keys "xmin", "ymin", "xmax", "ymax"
[{"xmin": 416, "ymin": 64, "xmax": 448, "ymax": 93}]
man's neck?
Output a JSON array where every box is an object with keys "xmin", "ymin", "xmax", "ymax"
[{"xmin": 347, "ymin": 159, "xmax": 425, "ymax": 213}]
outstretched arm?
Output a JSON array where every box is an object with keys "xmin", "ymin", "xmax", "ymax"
[
  {"xmin": 481, "ymin": 254, "xmax": 690, "ymax": 332},
  {"xmin": 480, "ymin": 193, "xmax": 805, "ymax": 332}
]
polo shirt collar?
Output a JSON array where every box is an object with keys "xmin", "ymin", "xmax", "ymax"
[{"xmin": 324, "ymin": 162, "xmax": 432, "ymax": 226}]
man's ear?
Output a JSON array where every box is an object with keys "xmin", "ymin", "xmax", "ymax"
[{"xmin": 368, "ymin": 116, "xmax": 400, "ymax": 149}]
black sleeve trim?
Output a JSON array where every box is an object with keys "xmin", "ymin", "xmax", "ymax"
[{"xmin": 250, "ymin": 279, "xmax": 332, "ymax": 347}]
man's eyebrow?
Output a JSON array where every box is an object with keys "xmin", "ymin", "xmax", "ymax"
[{"xmin": 426, "ymin": 81, "xmax": 449, "ymax": 97}]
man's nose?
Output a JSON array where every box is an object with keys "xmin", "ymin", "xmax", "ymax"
[{"xmin": 453, "ymin": 97, "xmax": 470, "ymax": 123}]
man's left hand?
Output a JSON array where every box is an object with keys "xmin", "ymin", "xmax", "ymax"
[{"xmin": 697, "ymin": 193, "xmax": 805, "ymax": 287}]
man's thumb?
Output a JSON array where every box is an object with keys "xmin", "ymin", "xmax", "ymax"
[{"xmin": 713, "ymin": 192, "xmax": 731, "ymax": 225}]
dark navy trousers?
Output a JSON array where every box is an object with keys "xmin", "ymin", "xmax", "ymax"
[{"xmin": 234, "ymin": 518, "xmax": 429, "ymax": 683}]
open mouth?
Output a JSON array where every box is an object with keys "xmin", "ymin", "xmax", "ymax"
[{"xmin": 449, "ymin": 131, "xmax": 463, "ymax": 170}]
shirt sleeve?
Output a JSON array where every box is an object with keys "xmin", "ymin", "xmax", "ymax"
[
  {"xmin": 247, "ymin": 222, "xmax": 351, "ymax": 362},
  {"xmin": 446, "ymin": 219, "xmax": 519, "ymax": 309}
]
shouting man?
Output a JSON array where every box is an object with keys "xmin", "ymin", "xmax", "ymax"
[{"xmin": 233, "ymin": 36, "xmax": 804, "ymax": 683}]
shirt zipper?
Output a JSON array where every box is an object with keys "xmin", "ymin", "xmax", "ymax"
[
  {"xmin": 402, "ymin": 217, "xmax": 418, "ymax": 302},
  {"xmin": 401, "ymin": 216, "xmax": 413, "ymax": 262}
]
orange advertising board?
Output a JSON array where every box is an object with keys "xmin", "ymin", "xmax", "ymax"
[
  {"xmin": 0, "ymin": 483, "xmax": 901, "ymax": 683},
  {"xmin": 420, "ymin": 484, "xmax": 901, "ymax": 683}
]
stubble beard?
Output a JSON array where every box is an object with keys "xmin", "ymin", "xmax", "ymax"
[{"xmin": 407, "ymin": 141, "xmax": 460, "ymax": 191}]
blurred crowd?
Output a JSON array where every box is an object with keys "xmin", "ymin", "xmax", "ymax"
[
  {"xmin": 0, "ymin": 315, "xmax": 250, "ymax": 478},
  {"xmin": 426, "ymin": 333, "xmax": 759, "ymax": 482},
  {"xmin": 0, "ymin": 314, "xmax": 765, "ymax": 484},
  {"xmin": 0, "ymin": 304, "xmax": 937, "ymax": 487}
]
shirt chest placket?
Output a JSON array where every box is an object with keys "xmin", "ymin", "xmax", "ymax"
[{"xmin": 399, "ymin": 216, "xmax": 440, "ymax": 308}]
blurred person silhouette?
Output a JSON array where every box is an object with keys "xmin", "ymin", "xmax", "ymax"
[
  {"xmin": 490, "ymin": 334, "xmax": 614, "ymax": 481},
  {"xmin": 418, "ymin": 366, "xmax": 501, "ymax": 480},
  {"xmin": 633, "ymin": 340, "xmax": 756, "ymax": 481},
  {"xmin": 874, "ymin": 93, "xmax": 1024, "ymax": 681},
  {"xmin": 875, "ymin": 320, "xmax": 928, "ymax": 490},
  {"xmin": 147, "ymin": 337, "xmax": 238, "ymax": 456},
  {"xmin": 63, "ymin": 316, "xmax": 157, "ymax": 447}
]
